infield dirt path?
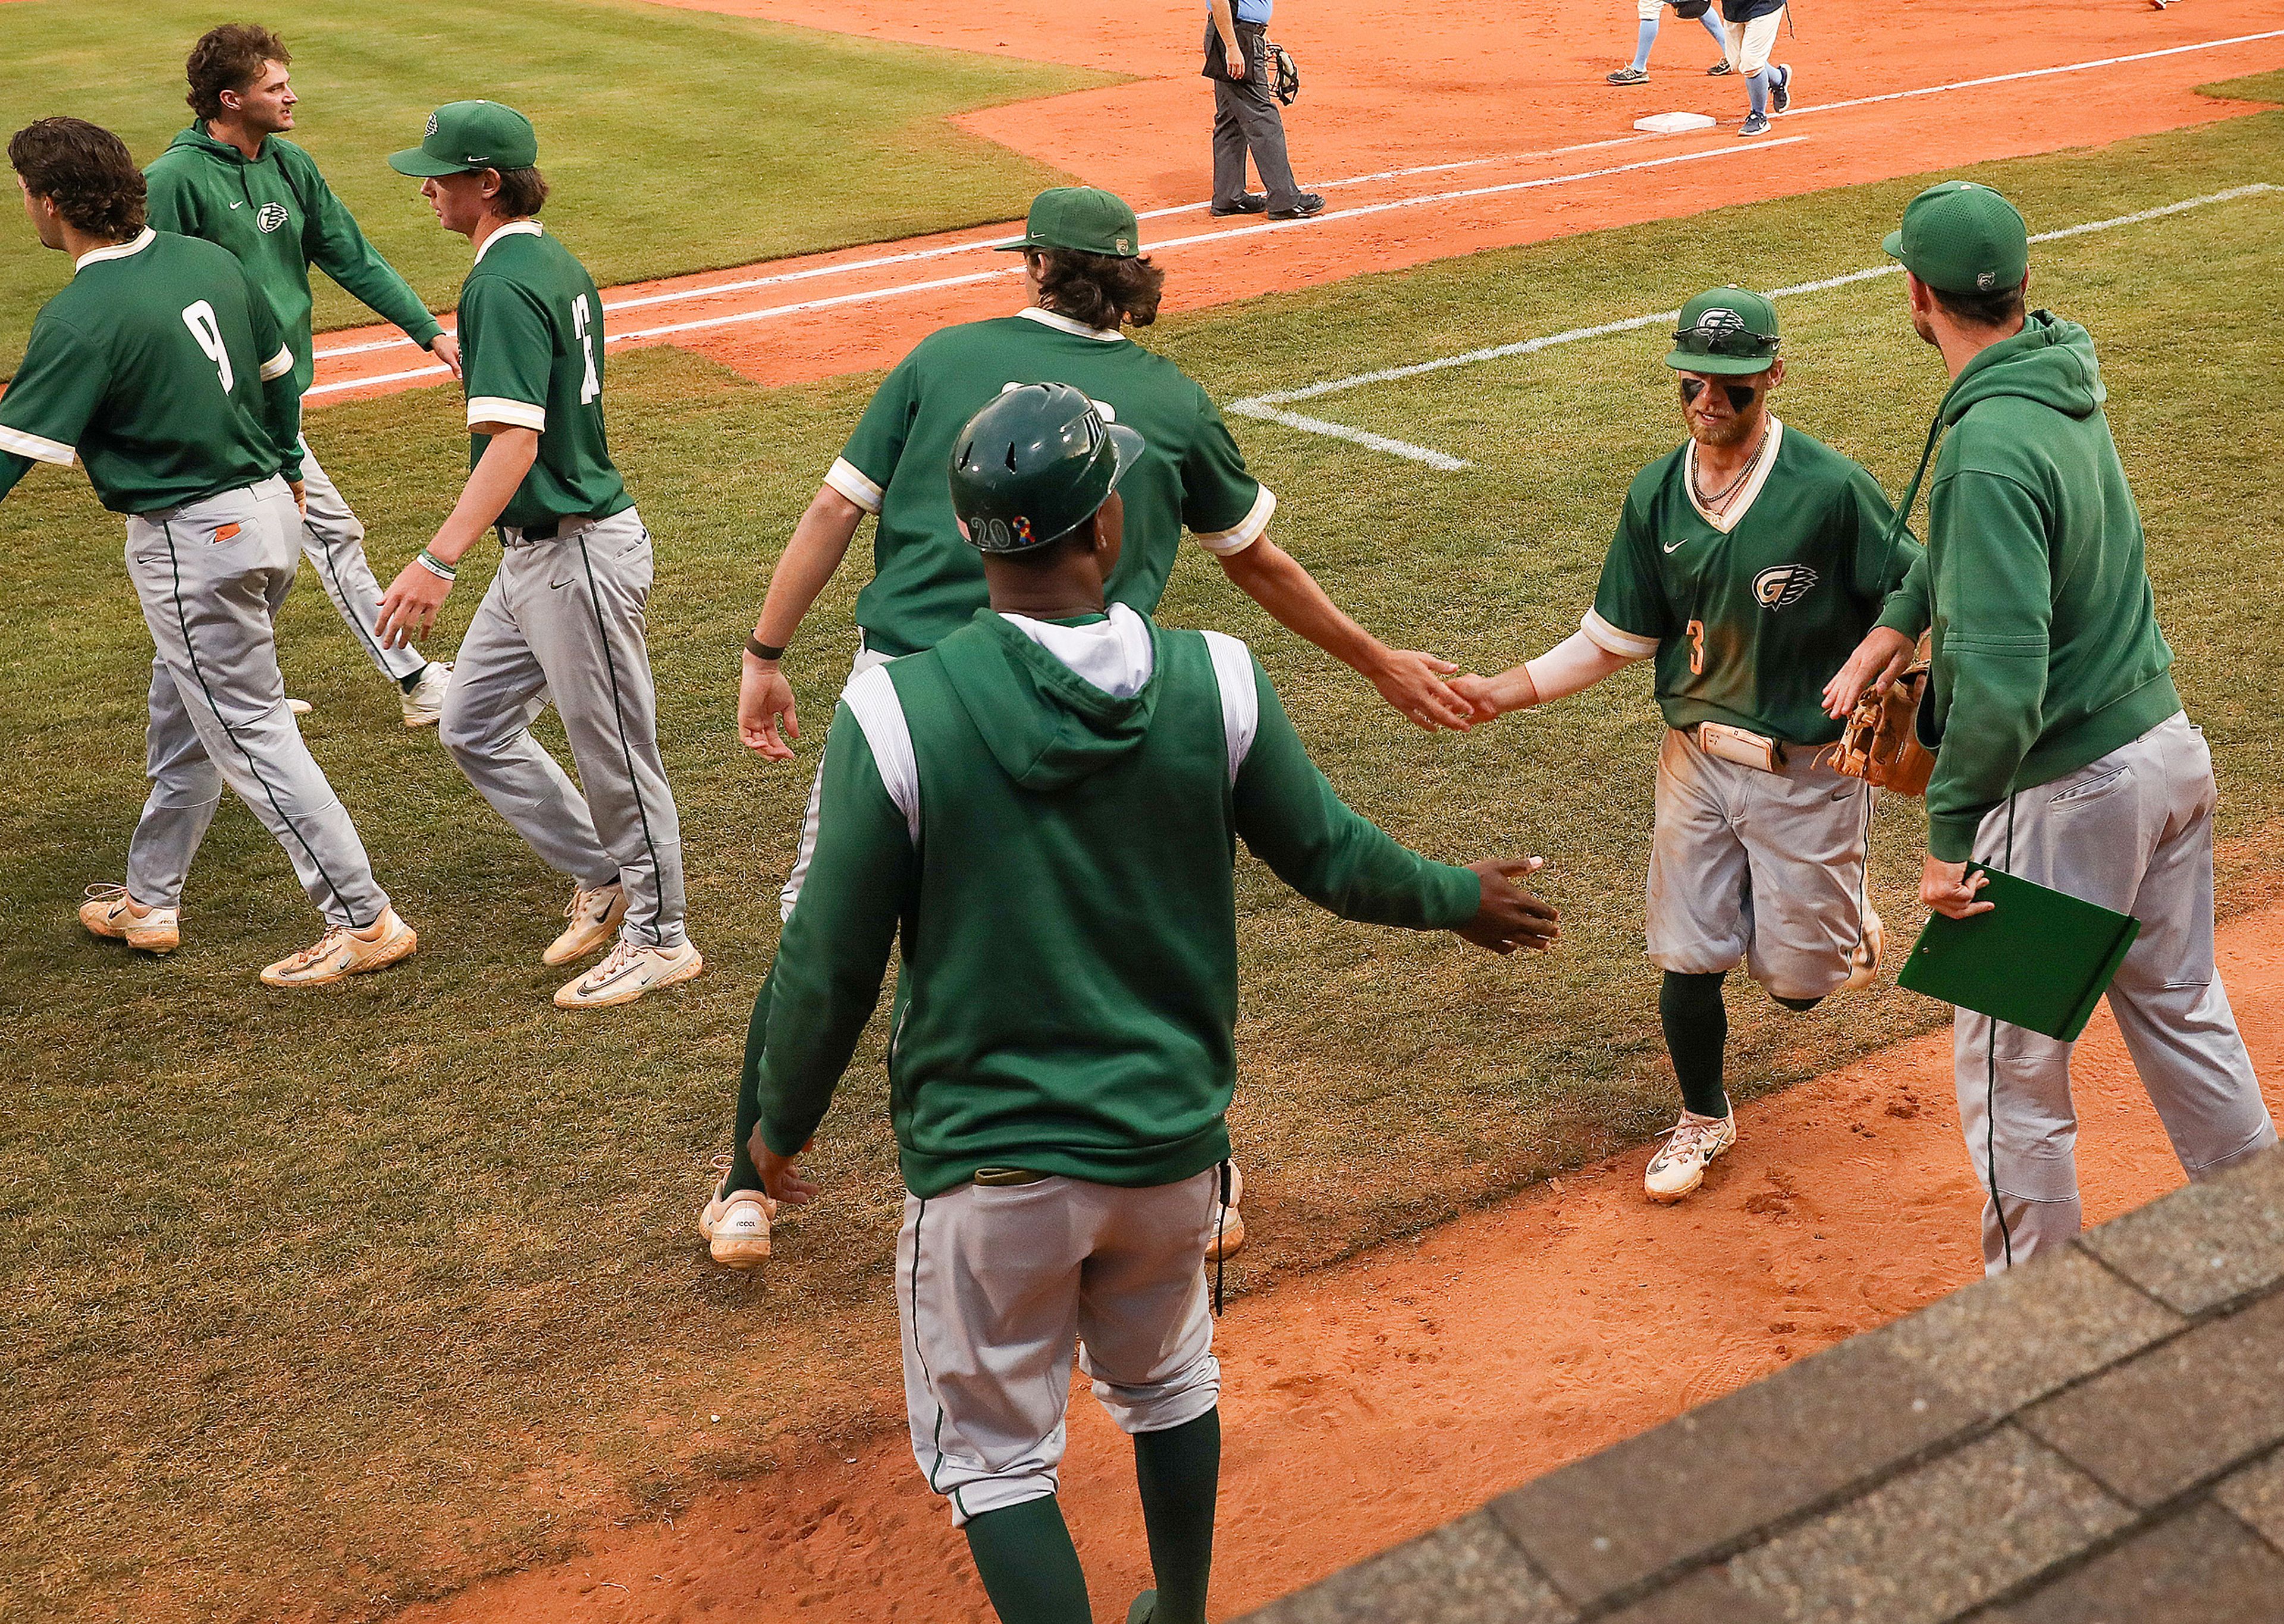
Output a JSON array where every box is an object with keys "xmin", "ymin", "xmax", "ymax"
[
  {"xmin": 309, "ymin": 0, "xmax": 2284, "ymax": 401},
  {"xmin": 406, "ymin": 910, "xmax": 2284, "ymax": 1623}
]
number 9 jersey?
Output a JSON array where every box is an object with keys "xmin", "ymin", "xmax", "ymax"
[
  {"xmin": 453, "ymin": 221, "xmax": 630, "ymax": 532},
  {"xmin": 0, "ymin": 229, "xmax": 302, "ymax": 512}
]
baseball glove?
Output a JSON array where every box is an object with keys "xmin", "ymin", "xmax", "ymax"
[
  {"xmin": 1826, "ymin": 635, "xmax": 1935, "ymax": 797},
  {"xmin": 1266, "ymin": 41, "xmax": 1300, "ymax": 105}
]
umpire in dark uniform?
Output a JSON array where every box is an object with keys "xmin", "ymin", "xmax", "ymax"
[{"xmin": 1204, "ymin": 0, "xmax": 1322, "ymax": 220}]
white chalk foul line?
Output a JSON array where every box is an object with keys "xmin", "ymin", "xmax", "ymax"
[
  {"xmin": 305, "ymin": 138, "xmax": 1803, "ymax": 398},
  {"xmin": 1231, "ymin": 183, "xmax": 2280, "ymax": 466}
]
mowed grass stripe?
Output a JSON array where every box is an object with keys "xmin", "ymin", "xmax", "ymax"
[{"xmin": 2, "ymin": 90, "xmax": 2281, "ymax": 1622}]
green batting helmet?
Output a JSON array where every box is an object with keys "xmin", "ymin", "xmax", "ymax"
[{"xmin": 949, "ymin": 382, "xmax": 1144, "ymax": 554}]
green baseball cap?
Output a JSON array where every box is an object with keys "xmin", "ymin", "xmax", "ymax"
[
  {"xmin": 1883, "ymin": 180, "xmax": 2028, "ymax": 296},
  {"xmin": 995, "ymin": 187, "xmax": 1141, "ymax": 258},
  {"xmin": 1665, "ymin": 286, "xmax": 1781, "ymax": 376},
  {"xmin": 388, "ymin": 101, "xmax": 539, "ymax": 177}
]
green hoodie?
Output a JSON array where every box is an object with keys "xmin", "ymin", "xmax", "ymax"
[
  {"xmin": 145, "ymin": 125, "xmax": 443, "ymax": 397},
  {"xmin": 743, "ymin": 609, "xmax": 1482, "ymax": 1198},
  {"xmin": 1875, "ymin": 312, "xmax": 2180, "ymax": 860}
]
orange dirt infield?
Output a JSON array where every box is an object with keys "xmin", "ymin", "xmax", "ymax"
[
  {"xmin": 406, "ymin": 909, "xmax": 2284, "ymax": 1624},
  {"xmin": 308, "ymin": 0, "xmax": 2284, "ymax": 402}
]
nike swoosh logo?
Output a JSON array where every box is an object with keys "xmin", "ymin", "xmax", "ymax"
[
  {"xmin": 548, "ymin": 580, "xmax": 575, "ymax": 590},
  {"xmin": 1663, "ymin": 538, "xmax": 1690, "ymax": 554},
  {"xmin": 229, "ymin": 200, "xmax": 244, "ymax": 209}
]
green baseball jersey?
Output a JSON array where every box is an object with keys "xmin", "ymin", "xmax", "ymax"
[
  {"xmin": 828, "ymin": 308, "xmax": 1273, "ymax": 657},
  {"xmin": 146, "ymin": 125, "xmax": 443, "ymax": 395},
  {"xmin": 455, "ymin": 222, "xmax": 631, "ymax": 532},
  {"xmin": 1587, "ymin": 419, "xmax": 1921, "ymax": 745},
  {"xmin": 0, "ymin": 230, "xmax": 300, "ymax": 514}
]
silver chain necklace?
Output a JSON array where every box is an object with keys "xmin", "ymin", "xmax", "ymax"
[{"xmin": 1693, "ymin": 424, "xmax": 1770, "ymax": 511}]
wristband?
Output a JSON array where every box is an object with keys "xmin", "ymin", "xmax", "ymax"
[
  {"xmin": 746, "ymin": 636, "xmax": 786, "ymax": 661},
  {"xmin": 415, "ymin": 549, "xmax": 457, "ymax": 581}
]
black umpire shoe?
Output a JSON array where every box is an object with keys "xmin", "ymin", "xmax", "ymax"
[
  {"xmin": 1708, "ymin": 58, "xmax": 1734, "ymax": 75},
  {"xmin": 1770, "ymin": 63, "xmax": 1793, "ymax": 112},
  {"xmin": 1607, "ymin": 65, "xmax": 1649, "ymax": 84},
  {"xmin": 1210, "ymin": 194, "xmax": 1268, "ymax": 216},
  {"xmin": 1268, "ymin": 193, "xmax": 1326, "ymax": 220}
]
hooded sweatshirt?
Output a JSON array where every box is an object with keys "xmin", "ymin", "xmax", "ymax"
[
  {"xmin": 744, "ymin": 605, "xmax": 1482, "ymax": 1198},
  {"xmin": 1874, "ymin": 312, "xmax": 2180, "ymax": 861},
  {"xmin": 145, "ymin": 125, "xmax": 443, "ymax": 396}
]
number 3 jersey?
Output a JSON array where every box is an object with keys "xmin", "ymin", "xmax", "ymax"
[
  {"xmin": 0, "ymin": 229, "xmax": 302, "ymax": 513},
  {"xmin": 454, "ymin": 221, "xmax": 630, "ymax": 532},
  {"xmin": 1586, "ymin": 419, "xmax": 1922, "ymax": 747}
]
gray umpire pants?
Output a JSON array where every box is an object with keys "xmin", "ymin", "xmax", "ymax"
[
  {"xmin": 1956, "ymin": 712, "xmax": 2274, "ymax": 1273},
  {"xmin": 123, "ymin": 476, "xmax": 391, "ymax": 928},
  {"xmin": 438, "ymin": 508, "xmax": 686, "ymax": 948},
  {"xmin": 297, "ymin": 438, "xmax": 429, "ymax": 683},
  {"xmin": 1210, "ymin": 22, "xmax": 1304, "ymax": 212}
]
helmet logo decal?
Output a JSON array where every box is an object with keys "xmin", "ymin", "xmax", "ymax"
[
  {"xmin": 1010, "ymin": 517, "xmax": 1034, "ymax": 546},
  {"xmin": 1753, "ymin": 564, "xmax": 1820, "ymax": 610}
]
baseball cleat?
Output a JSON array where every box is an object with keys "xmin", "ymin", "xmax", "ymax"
[
  {"xmin": 1770, "ymin": 64, "xmax": 1793, "ymax": 114},
  {"xmin": 1645, "ymin": 1109, "xmax": 1736, "ymax": 1204},
  {"xmin": 287, "ymin": 698, "xmax": 313, "ymax": 715},
  {"xmin": 1210, "ymin": 194, "xmax": 1267, "ymax": 216},
  {"xmin": 1739, "ymin": 109, "xmax": 1771, "ymax": 137},
  {"xmin": 554, "ymin": 936, "xmax": 704, "ymax": 1009},
  {"xmin": 1204, "ymin": 1161, "xmax": 1246, "ymax": 1262},
  {"xmin": 400, "ymin": 661, "xmax": 452, "ymax": 728},
  {"xmin": 1844, "ymin": 905, "xmax": 1885, "ymax": 993},
  {"xmin": 1606, "ymin": 66, "xmax": 1649, "ymax": 84},
  {"xmin": 544, "ymin": 879, "xmax": 628, "ymax": 966},
  {"xmin": 259, "ymin": 906, "xmax": 418, "ymax": 988},
  {"xmin": 1708, "ymin": 59, "xmax": 1734, "ymax": 76},
  {"xmin": 698, "ymin": 1155, "xmax": 777, "ymax": 1268},
  {"xmin": 1268, "ymin": 193, "xmax": 1325, "ymax": 221},
  {"xmin": 79, "ymin": 882, "xmax": 180, "ymax": 954}
]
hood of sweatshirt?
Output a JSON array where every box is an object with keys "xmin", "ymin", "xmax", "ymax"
[
  {"xmin": 1939, "ymin": 309, "xmax": 2106, "ymax": 426},
  {"xmin": 163, "ymin": 123, "xmax": 268, "ymax": 167},
  {"xmin": 936, "ymin": 606, "xmax": 1161, "ymax": 793}
]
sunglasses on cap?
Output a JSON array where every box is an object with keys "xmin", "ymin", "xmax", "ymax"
[
  {"xmin": 1671, "ymin": 318, "xmax": 1780, "ymax": 362},
  {"xmin": 1680, "ymin": 376, "xmax": 1763, "ymax": 411}
]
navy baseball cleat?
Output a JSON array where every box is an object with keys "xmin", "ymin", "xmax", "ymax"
[
  {"xmin": 1770, "ymin": 64, "xmax": 1793, "ymax": 113},
  {"xmin": 1739, "ymin": 109, "xmax": 1771, "ymax": 137},
  {"xmin": 1708, "ymin": 58, "xmax": 1734, "ymax": 75}
]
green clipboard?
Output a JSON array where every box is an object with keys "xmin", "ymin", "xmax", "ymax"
[{"xmin": 1896, "ymin": 863, "xmax": 2142, "ymax": 1042}]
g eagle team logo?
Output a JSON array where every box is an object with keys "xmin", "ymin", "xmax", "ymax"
[
  {"xmin": 1753, "ymin": 563, "xmax": 1819, "ymax": 610},
  {"xmin": 425, "ymin": 112, "xmax": 440, "ymax": 137},
  {"xmin": 255, "ymin": 203, "xmax": 290, "ymax": 234},
  {"xmin": 1698, "ymin": 306, "xmax": 1746, "ymax": 338}
]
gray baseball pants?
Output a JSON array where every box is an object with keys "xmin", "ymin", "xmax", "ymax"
[
  {"xmin": 1210, "ymin": 22, "xmax": 1305, "ymax": 212},
  {"xmin": 1956, "ymin": 712, "xmax": 2274, "ymax": 1273},
  {"xmin": 438, "ymin": 508, "xmax": 686, "ymax": 948},
  {"xmin": 122, "ymin": 476, "xmax": 391, "ymax": 928},
  {"xmin": 296, "ymin": 438, "xmax": 429, "ymax": 684},
  {"xmin": 900, "ymin": 1169, "xmax": 1223, "ymax": 1526},
  {"xmin": 779, "ymin": 638, "xmax": 896, "ymax": 922}
]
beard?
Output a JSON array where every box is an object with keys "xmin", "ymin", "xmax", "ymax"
[{"xmin": 1689, "ymin": 406, "xmax": 1760, "ymax": 450}]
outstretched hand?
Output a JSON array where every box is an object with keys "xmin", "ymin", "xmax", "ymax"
[
  {"xmin": 1374, "ymin": 649, "xmax": 1474, "ymax": 732},
  {"xmin": 1823, "ymin": 626, "xmax": 1916, "ymax": 720},
  {"xmin": 1456, "ymin": 856, "xmax": 1560, "ymax": 955}
]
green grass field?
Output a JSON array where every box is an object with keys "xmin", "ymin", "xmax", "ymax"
[
  {"xmin": 0, "ymin": 0, "xmax": 1109, "ymax": 362},
  {"xmin": 4, "ymin": 74, "xmax": 2283, "ymax": 1624}
]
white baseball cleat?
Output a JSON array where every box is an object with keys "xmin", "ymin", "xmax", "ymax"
[
  {"xmin": 697, "ymin": 1153, "xmax": 777, "ymax": 1268},
  {"xmin": 79, "ymin": 882, "xmax": 180, "ymax": 954},
  {"xmin": 554, "ymin": 936, "xmax": 704, "ymax": 1009},
  {"xmin": 1204, "ymin": 1161, "xmax": 1246, "ymax": 1262},
  {"xmin": 1844, "ymin": 904, "xmax": 1885, "ymax": 993},
  {"xmin": 287, "ymin": 698, "xmax": 314, "ymax": 716},
  {"xmin": 544, "ymin": 879, "xmax": 628, "ymax": 966},
  {"xmin": 259, "ymin": 907, "xmax": 418, "ymax": 988},
  {"xmin": 1645, "ymin": 1109, "xmax": 1737, "ymax": 1204},
  {"xmin": 400, "ymin": 661, "xmax": 451, "ymax": 728}
]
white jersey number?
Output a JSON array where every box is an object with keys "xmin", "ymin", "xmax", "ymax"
[
  {"xmin": 181, "ymin": 301, "xmax": 234, "ymax": 393},
  {"xmin": 570, "ymin": 294, "xmax": 601, "ymax": 404}
]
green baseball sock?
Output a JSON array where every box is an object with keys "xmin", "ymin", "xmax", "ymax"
[
  {"xmin": 1132, "ymin": 1409, "xmax": 1221, "ymax": 1624},
  {"xmin": 963, "ymin": 1496, "xmax": 1091, "ymax": 1624},
  {"xmin": 725, "ymin": 968, "xmax": 772, "ymax": 1194},
  {"xmin": 1659, "ymin": 969, "xmax": 1730, "ymax": 1119}
]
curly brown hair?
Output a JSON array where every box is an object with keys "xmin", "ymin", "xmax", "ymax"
[
  {"xmin": 9, "ymin": 118, "xmax": 147, "ymax": 241},
  {"xmin": 1031, "ymin": 248, "xmax": 1166, "ymax": 331},
  {"xmin": 186, "ymin": 23, "xmax": 290, "ymax": 122}
]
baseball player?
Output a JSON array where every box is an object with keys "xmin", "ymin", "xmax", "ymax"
[
  {"xmin": 1718, "ymin": 0, "xmax": 1795, "ymax": 137},
  {"xmin": 3, "ymin": 117, "xmax": 415, "ymax": 986},
  {"xmin": 1608, "ymin": 0, "xmax": 1733, "ymax": 86},
  {"xmin": 704, "ymin": 186, "xmax": 1473, "ymax": 1263},
  {"xmin": 1452, "ymin": 287, "xmax": 1916, "ymax": 1204},
  {"xmin": 145, "ymin": 24, "xmax": 454, "ymax": 727},
  {"xmin": 1827, "ymin": 182, "xmax": 2274, "ymax": 1271},
  {"xmin": 374, "ymin": 102, "xmax": 699, "ymax": 1010},
  {"xmin": 740, "ymin": 383, "xmax": 1558, "ymax": 1624}
]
